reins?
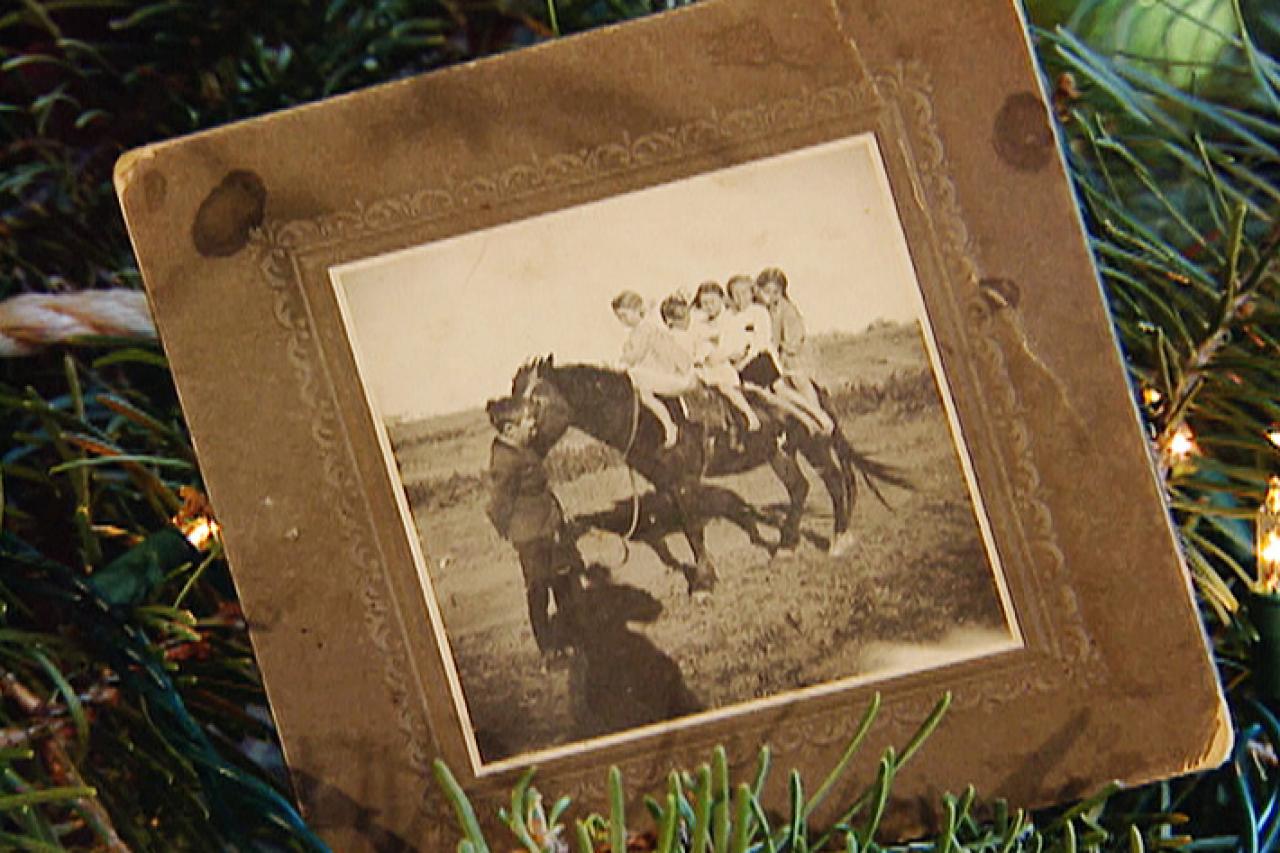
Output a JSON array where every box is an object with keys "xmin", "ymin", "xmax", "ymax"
[{"xmin": 620, "ymin": 379, "xmax": 643, "ymax": 548}]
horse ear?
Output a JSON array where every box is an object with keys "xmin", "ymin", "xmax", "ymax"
[
  {"xmin": 545, "ymin": 353, "xmax": 555, "ymax": 369},
  {"xmin": 512, "ymin": 360, "xmax": 532, "ymax": 397}
]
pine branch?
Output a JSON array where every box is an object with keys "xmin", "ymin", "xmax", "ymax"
[
  {"xmin": 3, "ymin": 0, "xmax": 1280, "ymax": 849},
  {"xmin": 1155, "ymin": 221, "xmax": 1280, "ymax": 476}
]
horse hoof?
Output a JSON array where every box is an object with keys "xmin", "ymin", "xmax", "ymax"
[
  {"xmin": 774, "ymin": 543, "xmax": 799, "ymax": 559},
  {"xmin": 829, "ymin": 532, "xmax": 856, "ymax": 558},
  {"xmin": 692, "ymin": 590, "xmax": 713, "ymax": 605}
]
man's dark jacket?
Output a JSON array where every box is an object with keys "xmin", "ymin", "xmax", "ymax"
[{"xmin": 485, "ymin": 437, "xmax": 560, "ymax": 544}]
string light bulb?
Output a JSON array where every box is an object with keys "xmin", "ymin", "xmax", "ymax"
[
  {"xmin": 173, "ymin": 486, "xmax": 220, "ymax": 552},
  {"xmin": 180, "ymin": 516, "xmax": 221, "ymax": 551},
  {"xmin": 1166, "ymin": 423, "xmax": 1198, "ymax": 462},
  {"xmin": 1259, "ymin": 477, "xmax": 1280, "ymax": 595}
]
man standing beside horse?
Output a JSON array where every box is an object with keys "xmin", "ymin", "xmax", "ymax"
[{"xmin": 484, "ymin": 395, "xmax": 581, "ymax": 660}]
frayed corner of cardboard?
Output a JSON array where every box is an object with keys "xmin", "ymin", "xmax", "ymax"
[
  {"xmin": 112, "ymin": 144, "xmax": 158, "ymax": 200},
  {"xmin": 1185, "ymin": 695, "xmax": 1234, "ymax": 772}
]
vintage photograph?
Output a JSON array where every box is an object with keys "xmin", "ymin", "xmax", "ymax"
[{"xmin": 330, "ymin": 134, "xmax": 1021, "ymax": 768}]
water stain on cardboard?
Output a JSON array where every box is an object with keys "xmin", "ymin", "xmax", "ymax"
[
  {"xmin": 992, "ymin": 91, "xmax": 1054, "ymax": 172},
  {"xmin": 191, "ymin": 169, "xmax": 267, "ymax": 257}
]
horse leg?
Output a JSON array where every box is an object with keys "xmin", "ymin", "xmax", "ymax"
[
  {"xmin": 801, "ymin": 440, "xmax": 854, "ymax": 556},
  {"xmin": 668, "ymin": 480, "xmax": 718, "ymax": 594},
  {"xmin": 767, "ymin": 449, "xmax": 809, "ymax": 552}
]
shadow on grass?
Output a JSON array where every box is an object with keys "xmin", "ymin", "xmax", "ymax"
[
  {"xmin": 570, "ymin": 485, "xmax": 832, "ymax": 579},
  {"xmin": 560, "ymin": 564, "xmax": 703, "ymax": 740}
]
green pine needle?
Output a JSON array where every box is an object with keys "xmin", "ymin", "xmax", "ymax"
[{"xmin": 4, "ymin": 0, "xmax": 1280, "ymax": 849}]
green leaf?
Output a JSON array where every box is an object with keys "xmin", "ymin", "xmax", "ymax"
[
  {"xmin": 574, "ymin": 819, "xmax": 593, "ymax": 853},
  {"xmin": 656, "ymin": 791, "xmax": 679, "ymax": 853},
  {"xmin": 609, "ymin": 766, "xmax": 626, "ymax": 853},
  {"xmin": 726, "ymin": 784, "xmax": 753, "ymax": 853},
  {"xmin": 805, "ymin": 691, "xmax": 880, "ymax": 819},
  {"xmin": 712, "ymin": 746, "xmax": 730, "ymax": 853},
  {"xmin": 898, "ymin": 692, "xmax": 952, "ymax": 767},
  {"xmin": 0, "ymin": 785, "xmax": 97, "ymax": 810},
  {"xmin": 29, "ymin": 647, "xmax": 89, "ymax": 755},
  {"xmin": 432, "ymin": 760, "xmax": 490, "ymax": 853},
  {"xmin": 691, "ymin": 764, "xmax": 712, "ymax": 853},
  {"xmin": 856, "ymin": 752, "xmax": 894, "ymax": 849},
  {"xmin": 48, "ymin": 454, "xmax": 193, "ymax": 474},
  {"xmin": 91, "ymin": 347, "xmax": 170, "ymax": 370},
  {"xmin": 786, "ymin": 770, "xmax": 805, "ymax": 852}
]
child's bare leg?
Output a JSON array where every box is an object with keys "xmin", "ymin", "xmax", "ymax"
[
  {"xmin": 777, "ymin": 382, "xmax": 834, "ymax": 434},
  {"xmin": 639, "ymin": 388, "xmax": 679, "ymax": 447},
  {"xmin": 782, "ymin": 372, "xmax": 834, "ymax": 433},
  {"xmin": 757, "ymin": 386, "xmax": 823, "ymax": 434},
  {"xmin": 719, "ymin": 384, "xmax": 761, "ymax": 430},
  {"xmin": 794, "ymin": 375, "xmax": 835, "ymax": 432}
]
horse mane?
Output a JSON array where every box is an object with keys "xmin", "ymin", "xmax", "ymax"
[
  {"xmin": 544, "ymin": 362, "xmax": 632, "ymax": 401},
  {"xmin": 513, "ymin": 356, "xmax": 628, "ymax": 394},
  {"xmin": 536, "ymin": 362, "xmax": 639, "ymax": 451}
]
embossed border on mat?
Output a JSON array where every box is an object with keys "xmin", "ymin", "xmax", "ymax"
[{"xmin": 246, "ymin": 61, "xmax": 1099, "ymax": 841}]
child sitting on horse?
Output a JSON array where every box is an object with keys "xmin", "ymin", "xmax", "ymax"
[
  {"xmin": 611, "ymin": 290, "xmax": 695, "ymax": 449},
  {"xmin": 724, "ymin": 274, "xmax": 780, "ymax": 387},
  {"xmin": 724, "ymin": 274, "xmax": 831, "ymax": 435},
  {"xmin": 691, "ymin": 282, "xmax": 762, "ymax": 432},
  {"xmin": 485, "ymin": 395, "xmax": 581, "ymax": 659},
  {"xmin": 659, "ymin": 293, "xmax": 697, "ymax": 360},
  {"xmin": 756, "ymin": 267, "xmax": 836, "ymax": 434}
]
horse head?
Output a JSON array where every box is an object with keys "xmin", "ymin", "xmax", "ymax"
[
  {"xmin": 511, "ymin": 354, "xmax": 551, "ymax": 399},
  {"xmin": 510, "ymin": 354, "xmax": 572, "ymax": 451}
]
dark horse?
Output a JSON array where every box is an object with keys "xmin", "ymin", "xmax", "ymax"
[{"xmin": 511, "ymin": 356, "xmax": 906, "ymax": 593}]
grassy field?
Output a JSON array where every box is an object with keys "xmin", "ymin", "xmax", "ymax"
[{"xmin": 389, "ymin": 321, "xmax": 1015, "ymax": 764}]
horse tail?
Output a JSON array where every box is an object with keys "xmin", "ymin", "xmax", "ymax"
[
  {"xmin": 816, "ymin": 385, "xmax": 913, "ymax": 508},
  {"xmin": 833, "ymin": 425, "xmax": 858, "ymax": 509},
  {"xmin": 831, "ymin": 427, "xmax": 912, "ymax": 507}
]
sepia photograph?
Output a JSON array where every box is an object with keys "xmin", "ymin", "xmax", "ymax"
[{"xmin": 330, "ymin": 134, "xmax": 1021, "ymax": 770}]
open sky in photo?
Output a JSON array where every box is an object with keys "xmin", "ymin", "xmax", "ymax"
[{"xmin": 332, "ymin": 133, "xmax": 924, "ymax": 421}]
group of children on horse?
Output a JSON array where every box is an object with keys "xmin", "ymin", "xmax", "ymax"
[
  {"xmin": 612, "ymin": 266, "xmax": 834, "ymax": 448},
  {"xmin": 483, "ymin": 266, "xmax": 829, "ymax": 659}
]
